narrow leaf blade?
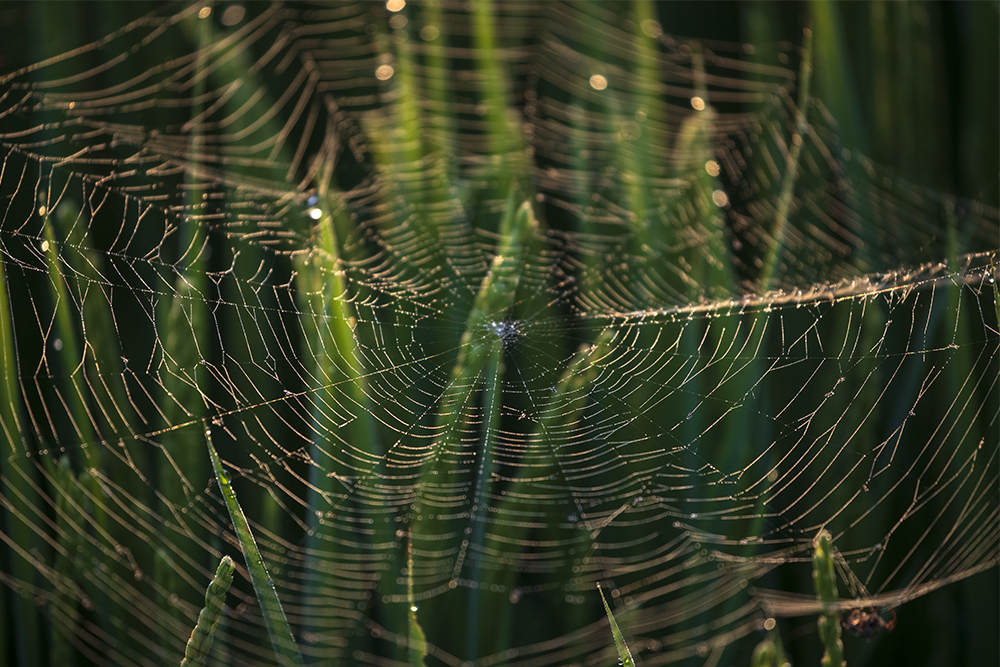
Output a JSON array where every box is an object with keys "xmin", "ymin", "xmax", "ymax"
[
  {"xmin": 599, "ymin": 584, "xmax": 635, "ymax": 667},
  {"xmin": 205, "ymin": 429, "xmax": 304, "ymax": 666}
]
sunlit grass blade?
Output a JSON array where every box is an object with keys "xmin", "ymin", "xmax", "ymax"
[
  {"xmin": 368, "ymin": 8, "xmax": 472, "ymax": 357},
  {"xmin": 598, "ymin": 584, "xmax": 635, "ymax": 667},
  {"xmin": 419, "ymin": 0, "xmax": 457, "ymax": 182},
  {"xmin": 671, "ymin": 44, "xmax": 736, "ymax": 300},
  {"xmin": 205, "ymin": 428, "xmax": 304, "ymax": 666},
  {"xmin": 470, "ymin": 0, "xmax": 528, "ymax": 218},
  {"xmin": 370, "ymin": 28, "xmax": 428, "ymax": 217},
  {"xmin": 180, "ymin": 555, "xmax": 236, "ymax": 667},
  {"xmin": 297, "ymin": 167, "xmax": 386, "ymax": 656}
]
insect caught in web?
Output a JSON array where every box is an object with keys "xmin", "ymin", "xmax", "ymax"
[{"xmin": 840, "ymin": 607, "xmax": 896, "ymax": 640}]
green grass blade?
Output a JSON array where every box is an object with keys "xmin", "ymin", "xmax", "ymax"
[
  {"xmin": 205, "ymin": 428, "xmax": 304, "ymax": 666},
  {"xmin": 470, "ymin": 0, "xmax": 508, "ymax": 140},
  {"xmin": 484, "ymin": 329, "xmax": 615, "ymax": 650},
  {"xmin": 49, "ymin": 455, "xmax": 86, "ymax": 666},
  {"xmin": 406, "ymin": 530, "xmax": 429, "ymax": 667},
  {"xmin": 297, "ymin": 173, "xmax": 386, "ymax": 657},
  {"xmin": 419, "ymin": 0, "xmax": 457, "ymax": 183},
  {"xmin": 808, "ymin": 1, "xmax": 877, "ymax": 274},
  {"xmin": 0, "ymin": 203, "xmax": 45, "ymax": 667},
  {"xmin": 598, "ymin": 584, "xmax": 635, "ymax": 667},
  {"xmin": 758, "ymin": 27, "xmax": 813, "ymax": 295},
  {"xmin": 671, "ymin": 45, "xmax": 736, "ymax": 301},
  {"xmin": 464, "ymin": 343, "xmax": 503, "ymax": 657},
  {"xmin": 40, "ymin": 204, "xmax": 120, "ymax": 654},
  {"xmin": 40, "ymin": 212, "xmax": 106, "ymax": 520},
  {"xmin": 410, "ymin": 192, "xmax": 535, "ymax": 656},
  {"xmin": 460, "ymin": 196, "xmax": 534, "ymax": 656},
  {"xmin": 180, "ymin": 555, "xmax": 236, "ymax": 667},
  {"xmin": 155, "ymin": 224, "xmax": 211, "ymax": 650},
  {"xmin": 426, "ymin": 194, "xmax": 535, "ymax": 461},
  {"xmin": 470, "ymin": 0, "xmax": 527, "ymax": 213},
  {"xmin": 751, "ymin": 628, "xmax": 789, "ymax": 667},
  {"xmin": 812, "ymin": 530, "xmax": 845, "ymax": 667}
]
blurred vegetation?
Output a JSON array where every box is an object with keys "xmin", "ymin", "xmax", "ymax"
[{"xmin": 0, "ymin": 2, "xmax": 996, "ymax": 667}]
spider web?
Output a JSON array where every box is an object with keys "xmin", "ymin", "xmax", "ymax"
[{"xmin": 0, "ymin": 2, "xmax": 997, "ymax": 666}]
